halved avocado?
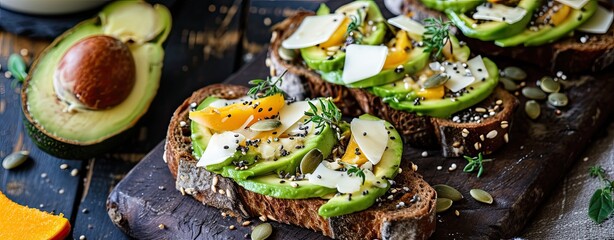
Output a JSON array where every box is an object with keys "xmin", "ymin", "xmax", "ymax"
[{"xmin": 21, "ymin": 0, "xmax": 171, "ymax": 159}]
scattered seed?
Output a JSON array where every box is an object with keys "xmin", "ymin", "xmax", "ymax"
[
  {"xmin": 411, "ymin": 163, "xmax": 418, "ymax": 171},
  {"xmin": 437, "ymin": 166, "xmax": 443, "ymax": 171},
  {"xmin": 522, "ymin": 87, "xmax": 547, "ymax": 100},
  {"xmin": 60, "ymin": 163, "xmax": 68, "ymax": 170},
  {"xmin": 474, "ymin": 142, "xmax": 481, "ymax": 150},
  {"xmin": 503, "ymin": 66, "xmax": 527, "ymax": 81},
  {"xmin": 500, "ymin": 121, "xmax": 509, "ymax": 129},
  {"xmin": 433, "ymin": 184, "xmax": 463, "ymax": 201},
  {"xmin": 470, "ymin": 189, "xmax": 494, "ymax": 204},
  {"xmin": 455, "ymin": 210, "xmax": 460, "ymax": 216},
  {"xmin": 461, "ymin": 128, "xmax": 469, "ymax": 138},
  {"xmin": 41, "ymin": 172, "xmax": 47, "ymax": 178},
  {"xmin": 2, "ymin": 151, "xmax": 29, "ymax": 170},
  {"xmin": 479, "ymin": 134, "xmax": 485, "ymax": 141},
  {"xmin": 259, "ymin": 215, "xmax": 268, "ymax": 222},
  {"xmin": 496, "ymin": 99, "xmax": 503, "ymax": 105},
  {"xmin": 525, "ymin": 100, "xmax": 541, "ymax": 120},
  {"xmin": 250, "ymin": 119, "xmax": 281, "ymax": 132},
  {"xmin": 229, "ymin": 225, "xmax": 236, "ymax": 230},
  {"xmin": 221, "ymin": 212, "xmax": 228, "ymax": 217},
  {"xmin": 548, "ymin": 93, "xmax": 569, "ymax": 107},
  {"xmin": 583, "ymin": 157, "xmax": 589, "ymax": 162},
  {"xmin": 58, "ymin": 189, "xmax": 65, "ymax": 194},
  {"xmin": 251, "ymin": 223, "xmax": 273, "ymax": 240},
  {"xmin": 20, "ymin": 49, "xmax": 29, "ymax": 56},
  {"xmin": 158, "ymin": 224, "xmax": 165, "ymax": 229},
  {"xmin": 448, "ymin": 163, "xmax": 457, "ymax": 171},
  {"xmin": 242, "ymin": 221, "xmax": 252, "ymax": 226},
  {"xmin": 398, "ymin": 168, "xmax": 403, "ymax": 174},
  {"xmin": 79, "ymin": 235, "xmax": 86, "ymax": 240},
  {"xmin": 504, "ymin": 133, "xmax": 509, "ymax": 143},
  {"xmin": 486, "ymin": 130, "xmax": 498, "ymax": 139},
  {"xmin": 4, "ymin": 71, "xmax": 12, "ymax": 78},
  {"xmin": 423, "ymin": 73, "xmax": 449, "ymax": 89},
  {"xmin": 539, "ymin": 76, "xmax": 560, "ymax": 93},
  {"xmin": 499, "ymin": 77, "xmax": 518, "ymax": 91},
  {"xmin": 70, "ymin": 169, "xmax": 79, "ymax": 176},
  {"xmin": 436, "ymin": 198, "xmax": 453, "ymax": 213},
  {"xmin": 421, "ymin": 151, "xmax": 428, "ymax": 157},
  {"xmin": 475, "ymin": 107, "xmax": 487, "ymax": 113},
  {"xmin": 300, "ymin": 149, "xmax": 323, "ymax": 174}
]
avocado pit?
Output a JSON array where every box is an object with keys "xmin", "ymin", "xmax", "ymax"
[{"xmin": 54, "ymin": 35, "xmax": 136, "ymax": 110}]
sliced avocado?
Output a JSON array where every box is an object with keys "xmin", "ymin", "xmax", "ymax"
[
  {"xmin": 235, "ymin": 176, "xmax": 337, "ymax": 199},
  {"xmin": 382, "ymin": 57, "xmax": 499, "ymax": 118},
  {"xmin": 222, "ymin": 124, "xmax": 337, "ymax": 180},
  {"xmin": 420, "ymin": 0, "xmax": 485, "ymax": 13},
  {"xmin": 21, "ymin": 0, "xmax": 171, "ymax": 159},
  {"xmin": 300, "ymin": 47, "xmax": 346, "ymax": 72},
  {"xmin": 318, "ymin": 47, "xmax": 431, "ymax": 88},
  {"xmin": 446, "ymin": 0, "xmax": 540, "ymax": 41},
  {"xmin": 318, "ymin": 114, "xmax": 402, "ymax": 217},
  {"xmin": 495, "ymin": 0, "xmax": 597, "ymax": 47}
]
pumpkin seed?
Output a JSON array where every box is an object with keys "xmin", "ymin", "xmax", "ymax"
[
  {"xmin": 548, "ymin": 93, "xmax": 569, "ymax": 107},
  {"xmin": 433, "ymin": 184, "xmax": 463, "ymax": 201},
  {"xmin": 503, "ymin": 66, "xmax": 527, "ymax": 81},
  {"xmin": 2, "ymin": 151, "xmax": 29, "ymax": 170},
  {"xmin": 249, "ymin": 119, "xmax": 282, "ymax": 132},
  {"xmin": 300, "ymin": 149, "xmax": 323, "ymax": 174},
  {"xmin": 522, "ymin": 87, "xmax": 547, "ymax": 100},
  {"xmin": 278, "ymin": 47, "xmax": 296, "ymax": 61},
  {"xmin": 470, "ymin": 189, "xmax": 493, "ymax": 204},
  {"xmin": 436, "ymin": 198, "xmax": 453, "ymax": 213},
  {"xmin": 525, "ymin": 100, "xmax": 541, "ymax": 120},
  {"xmin": 499, "ymin": 77, "xmax": 518, "ymax": 91},
  {"xmin": 423, "ymin": 73, "xmax": 449, "ymax": 89},
  {"xmin": 251, "ymin": 223, "xmax": 273, "ymax": 240},
  {"xmin": 539, "ymin": 76, "xmax": 560, "ymax": 93}
]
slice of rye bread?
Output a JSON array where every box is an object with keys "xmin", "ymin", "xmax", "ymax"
[
  {"xmin": 269, "ymin": 11, "xmax": 519, "ymax": 155},
  {"xmin": 401, "ymin": 0, "xmax": 614, "ymax": 74},
  {"xmin": 164, "ymin": 84, "xmax": 437, "ymax": 240}
]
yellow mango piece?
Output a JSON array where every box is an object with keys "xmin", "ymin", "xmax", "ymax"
[
  {"xmin": 550, "ymin": 4, "xmax": 571, "ymax": 26},
  {"xmin": 383, "ymin": 30, "xmax": 412, "ymax": 69},
  {"xmin": 190, "ymin": 94, "xmax": 285, "ymax": 131},
  {"xmin": 340, "ymin": 135, "xmax": 369, "ymax": 166},
  {"xmin": 319, "ymin": 17, "xmax": 351, "ymax": 48},
  {"xmin": 0, "ymin": 191, "xmax": 71, "ymax": 240},
  {"xmin": 416, "ymin": 85, "xmax": 445, "ymax": 100}
]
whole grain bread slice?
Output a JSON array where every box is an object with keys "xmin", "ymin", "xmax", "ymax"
[
  {"xmin": 164, "ymin": 84, "xmax": 437, "ymax": 240},
  {"xmin": 402, "ymin": 0, "xmax": 614, "ymax": 73},
  {"xmin": 268, "ymin": 11, "xmax": 519, "ymax": 156}
]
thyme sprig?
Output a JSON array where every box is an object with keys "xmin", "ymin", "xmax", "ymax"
[
  {"xmin": 346, "ymin": 10, "xmax": 364, "ymax": 44},
  {"xmin": 463, "ymin": 153, "xmax": 493, "ymax": 178},
  {"xmin": 304, "ymin": 98, "xmax": 342, "ymax": 135},
  {"xmin": 347, "ymin": 166, "xmax": 366, "ymax": 185},
  {"xmin": 588, "ymin": 165, "xmax": 614, "ymax": 224},
  {"xmin": 422, "ymin": 17, "xmax": 453, "ymax": 60},
  {"xmin": 247, "ymin": 70, "xmax": 287, "ymax": 99}
]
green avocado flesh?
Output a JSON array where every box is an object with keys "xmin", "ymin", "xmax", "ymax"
[
  {"xmin": 495, "ymin": 0, "xmax": 597, "ymax": 47},
  {"xmin": 373, "ymin": 57, "xmax": 499, "ymax": 118},
  {"xmin": 192, "ymin": 98, "xmax": 403, "ymax": 217},
  {"xmin": 446, "ymin": 0, "xmax": 540, "ymax": 41},
  {"xmin": 22, "ymin": 0, "xmax": 171, "ymax": 159},
  {"xmin": 420, "ymin": 0, "xmax": 485, "ymax": 13}
]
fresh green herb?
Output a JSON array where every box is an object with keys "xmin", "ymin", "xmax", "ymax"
[
  {"xmin": 304, "ymin": 98, "xmax": 342, "ymax": 135},
  {"xmin": 346, "ymin": 10, "xmax": 364, "ymax": 43},
  {"xmin": 347, "ymin": 166, "xmax": 366, "ymax": 185},
  {"xmin": 8, "ymin": 53, "xmax": 28, "ymax": 88},
  {"xmin": 422, "ymin": 17, "xmax": 453, "ymax": 60},
  {"xmin": 247, "ymin": 70, "xmax": 287, "ymax": 99},
  {"xmin": 588, "ymin": 165, "xmax": 613, "ymax": 224},
  {"xmin": 463, "ymin": 153, "xmax": 492, "ymax": 178}
]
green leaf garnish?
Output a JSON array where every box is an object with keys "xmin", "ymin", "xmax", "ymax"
[
  {"xmin": 247, "ymin": 70, "xmax": 287, "ymax": 99},
  {"xmin": 316, "ymin": 3, "xmax": 330, "ymax": 15},
  {"xmin": 347, "ymin": 166, "xmax": 366, "ymax": 185},
  {"xmin": 462, "ymin": 152, "xmax": 492, "ymax": 178},
  {"xmin": 588, "ymin": 165, "xmax": 614, "ymax": 224},
  {"xmin": 304, "ymin": 98, "xmax": 341, "ymax": 135},
  {"xmin": 422, "ymin": 17, "xmax": 453, "ymax": 60}
]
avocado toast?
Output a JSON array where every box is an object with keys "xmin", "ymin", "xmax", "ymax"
[
  {"xmin": 165, "ymin": 83, "xmax": 436, "ymax": 239},
  {"xmin": 269, "ymin": 1, "xmax": 518, "ymax": 156},
  {"xmin": 404, "ymin": 0, "xmax": 614, "ymax": 73}
]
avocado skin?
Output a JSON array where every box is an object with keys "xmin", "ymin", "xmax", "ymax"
[
  {"xmin": 446, "ymin": 0, "xmax": 541, "ymax": 41},
  {"xmin": 420, "ymin": 0, "xmax": 485, "ymax": 13},
  {"xmin": 495, "ymin": 0, "xmax": 598, "ymax": 47},
  {"xmin": 20, "ymin": 1, "xmax": 171, "ymax": 159}
]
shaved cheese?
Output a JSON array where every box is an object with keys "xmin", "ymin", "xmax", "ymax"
[
  {"xmin": 274, "ymin": 101, "xmax": 312, "ymax": 134},
  {"xmin": 197, "ymin": 132, "xmax": 243, "ymax": 167},
  {"xmin": 281, "ymin": 14, "xmax": 345, "ymax": 49},
  {"xmin": 342, "ymin": 45, "xmax": 388, "ymax": 84},
  {"xmin": 387, "ymin": 15, "xmax": 426, "ymax": 38},
  {"xmin": 429, "ymin": 62, "xmax": 443, "ymax": 71},
  {"xmin": 364, "ymin": 170, "xmax": 387, "ymax": 188},
  {"xmin": 556, "ymin": 0, "xmax": 589, "ymax": 9},
  {"xmin": 308, "ymin": 163, "xmax": 362, "ymax": 193},
  {"xmin": 350, "ymin": 118, "xmax": 388, "ymax": 165},
  {"xmin": 466, "ymin": 56, "xmax": 489, "ymax": 83},
  {"xmin": 443, "ymin": 62, "xmax": 475, "ymax": 92},
  {"xmin": 578, "ymin": 5, "xmax": 613, "ymax": 34},
  {"xmin": 473, "ymin": 4, "xmax": 527, "ymax": 24}
]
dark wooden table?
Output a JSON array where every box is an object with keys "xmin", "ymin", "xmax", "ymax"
[{"xmin": 0, "ymin": 1, "xmax": 612, "ymax": 239}]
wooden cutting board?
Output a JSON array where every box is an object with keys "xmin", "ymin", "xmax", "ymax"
[{"xmin": 106, "ymin": 51, "xmax": 614, "ymax": 239}]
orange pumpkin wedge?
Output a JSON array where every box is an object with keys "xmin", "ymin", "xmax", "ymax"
[
  {"xmin": 319, "ymin": 17, "xmax": 351, "ymax": 48},
  {"xmin": 416, "ymin": 85, "xmax": 445, "ymax": 100},
  {"xmin": 189, "ymin": 94, "xmax": 285, "ymax": 131},
  {"xmin": 383, "ymin": 30, "xmax": 412, "ymax": 69},
  {"xmin": 340, "ymin": 135, "xmax": 369, "ymax": 166},
  {"xmin": 0, "ymin": 191, "xmax": 71, "ymax": 240}
]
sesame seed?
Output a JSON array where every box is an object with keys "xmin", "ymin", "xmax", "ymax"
[
  {"xmin": 158, "ymin": 224, "xmax": 166, "ymax": 229},
  {"xmin": 60, "ymin": 164, "xmax": 68, "ymax": 170},
  {"xmin": 421, "ymin": 151, "xmax": 428, "ymax": 157},
  {"xmin": 229, "ymin": 225, "xmax": 236, "ymax": 230}
]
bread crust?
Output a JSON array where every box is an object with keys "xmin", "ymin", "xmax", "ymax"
[{"xmin": 165, "ymin": 84, "xmax": 437, "ymax": 240}]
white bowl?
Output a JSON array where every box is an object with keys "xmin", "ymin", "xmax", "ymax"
[{"xmin": 0, "ymin": 0, "xmax": 109, "ymax": 15}]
